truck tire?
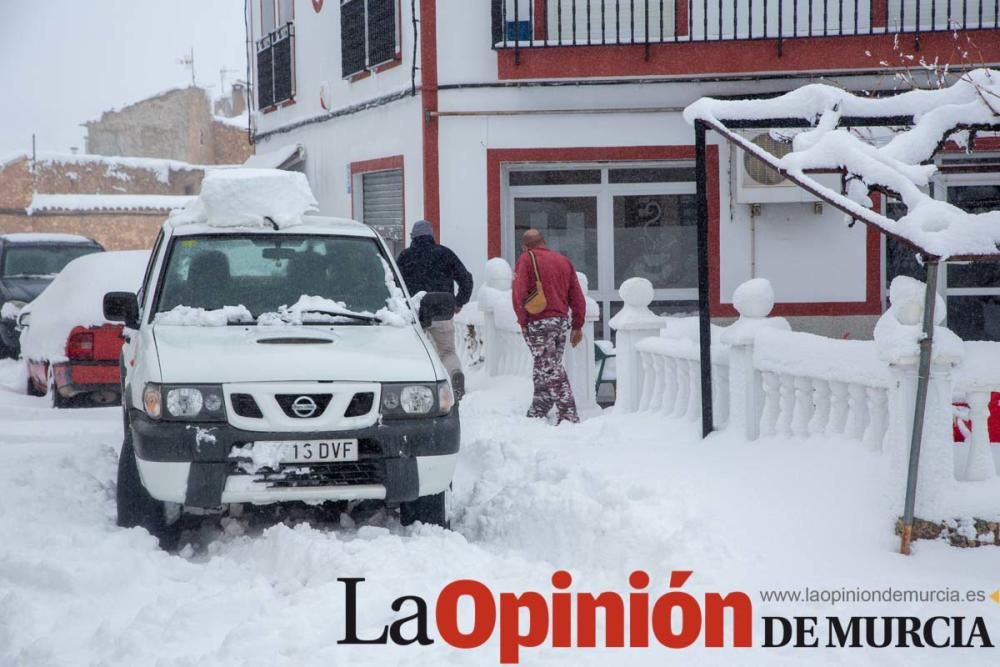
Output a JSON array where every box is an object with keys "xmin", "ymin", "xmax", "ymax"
[
  {"xmin": 26, "ymin": 374, "xmax": 44, "ymax": 397},
  {"xmin": 117, "ymin": 424, "xmax": 180, "ymax": 550},
  {"xmin": 400, "ymin": 491, "xmax": 447, "ymax": 528}
]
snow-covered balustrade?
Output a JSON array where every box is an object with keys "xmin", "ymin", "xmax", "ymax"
[
  {"xmin": 954, "ymin": 343, "xmax": 1000, "ymax": 483},
  {"xmin": 475, "ymin": 258, "xmax": 600, "ymax": 417},
  {"xmin": 753, "ymin": 330, "xmax": 891, "ymax": 449},
  {"xmin": 633, "ymin": 333, "xmax": 730, "ymax": 427}
]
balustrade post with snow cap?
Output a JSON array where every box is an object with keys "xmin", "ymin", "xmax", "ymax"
[
  {"xmin": 477, "ymin": 258, "xmax": 514, "ymax": 378},
  {"xmin": 719, "ymin": 278, "xmax": 790, "ymax": 440},
  {"xmin": 964, "ymin": 391, "xmax": 996, "ymax": 482},
  {"xmin": 876, "ymin": 276, "xmax": 964, "ymax": 517},
  {"xmin": 609, "ymin": 278, "xmax": 666, "ymax": 413},
  {"xmin": 563, "ymin": 272, "xmax": 601, "ymax": 418}
]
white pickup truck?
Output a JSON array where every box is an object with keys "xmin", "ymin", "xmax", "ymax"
[{"xmin": 104, "ymin": 171, "xmax": 459, "ymax": 548}]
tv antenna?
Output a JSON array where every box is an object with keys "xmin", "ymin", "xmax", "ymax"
[{"xmin": 178, "ymin": 48, "xmax": 196, "ymax": 86}]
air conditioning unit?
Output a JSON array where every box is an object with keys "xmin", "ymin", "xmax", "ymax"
[{"xmin": 734, "ymin": 132, "xmax": 835, "ymax": 205}]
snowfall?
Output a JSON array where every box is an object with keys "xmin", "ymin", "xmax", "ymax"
[{"xmin": 1, "ymin": 359, "xmax": 999, "ymax": 666}]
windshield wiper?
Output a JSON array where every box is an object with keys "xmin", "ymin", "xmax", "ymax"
[{"xmin": 299, "ymin": 308, "xmax": 381, "ymax": 324}]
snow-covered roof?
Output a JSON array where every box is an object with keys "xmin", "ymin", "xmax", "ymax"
[
  {"xmin": 1, "ymin": 151, "xmax": 209, "ymax": 185},
  {"xmin": 242, "ymin": 143, "xmax": 304, "ymax": 170},
  {"xmin": 215, "ymin": 111, "xmax": 250, "ymax": 130},
  {"xmin": 0, "ymin": 232, "xmax": 95, "ymax": 244},
  {"xmin": 685, "ymin": 69, "xmax": 1000, "ymax": 259},
  {"xmin": 27, "ymin": 194, "xmax": 196, "ymax": 215}
]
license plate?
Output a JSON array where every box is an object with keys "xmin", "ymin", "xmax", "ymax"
[{"xmin": 253, "ymin": 439, "xmax": 359, "ymax": 464}]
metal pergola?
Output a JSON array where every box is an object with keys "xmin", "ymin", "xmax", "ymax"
[{"xmin": 692, "ymin": 110, "xmax": 1000, "ymax": 554}]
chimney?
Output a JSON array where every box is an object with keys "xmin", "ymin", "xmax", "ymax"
[{"xmin": 231, "ymin": 81, "xmax": 247, "ymax": 117}]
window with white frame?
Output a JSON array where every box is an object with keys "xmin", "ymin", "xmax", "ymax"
[
  {"xmin": 256, "ymin": 0, "xmax": 296, "ymax": 109},
  {"xmin": 504, "ymin": 163, "xmax": 699, "ymax": 338},
  {"xmin": 341, "ymin": 0, "xmax": 399, "ymax": 79}
]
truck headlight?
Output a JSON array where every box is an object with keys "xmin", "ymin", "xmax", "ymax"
[
  {"xmin": 380, "ymin": 382, "xmax": 453, "ymax": 418},
  {"xmin": 143, "ymin": 383, "xmax": 225, "ymax": 421},
  {"xmin": 400, "ymin": 386, "xmax": 434, "ymax": 414}
]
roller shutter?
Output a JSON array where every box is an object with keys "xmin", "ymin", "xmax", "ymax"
[{"xmin": 362, "ymin": 169, "xmax": 404, "ymax": 257}]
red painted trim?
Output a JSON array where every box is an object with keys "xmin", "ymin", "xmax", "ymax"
[
  {"xmin": 348, "ymin": 57, "xmax": 403, "ymax": 82},
  {"xmin": 496, "ymin": 30, "xmax": 1000, "ymax": 80},
  {"xmin": 350, "ymin": 155, "xmax": 405, "ymax": 233},
  {"xmin": 533, "ymin": 0, "xmax": 547, "ymax": 41},
  {"xmin": 871, "ymin": 0, "xmax": 887, "ymax": 28},
  {"xmin": 675, "ymin": 1, "xmax": 689, "ymax": 38},
  {"xmin": 260, "ymin": 97, "xmax": 296, "ymax": 114},
  {"xmin": 420, "ymin": 0, "xmax": 440, "ymax": 236},
  {"xmin": 486, "ymin": 145, "xmax": 881, "ymax": 317},
  {"xmin": 940, "ymin": 136, "xmax": 1000, "ymax": 153}
]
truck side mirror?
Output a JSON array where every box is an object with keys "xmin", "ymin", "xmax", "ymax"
[
  {"xmin": 418, "ymin": 292, "xmax": 456, "ymax": 329},
  {"xmin": 104, "ymin": 292, "xmax": 140, "ymax": 330}
]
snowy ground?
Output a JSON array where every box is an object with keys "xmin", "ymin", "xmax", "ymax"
[{"xmin": 1, "ymin": 359, "xmax": 998, "ymax": 666}]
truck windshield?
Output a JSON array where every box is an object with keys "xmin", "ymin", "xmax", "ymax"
[
  {"xmin": 2, "ymin": 245, "xmax": 100, "ymax": 277},
  {"xmin": 154, "ymin": 235, "xmax": 397, "ymax": 320}
]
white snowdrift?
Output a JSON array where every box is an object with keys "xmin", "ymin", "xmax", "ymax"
[
  {"xmin": 154, "ymin": 305, "xmax": 254, "ymax": 327},
  {"xmin": 19, "ymin": 251, "xmax": 150, "ymax": 362},
  {"xmin": 169, "ymin": 168, "xmax": 319, "ymax": 229}
]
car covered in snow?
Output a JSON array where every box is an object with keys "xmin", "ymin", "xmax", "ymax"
[
  {"xmin": 0, "ymin": 233, "xmax": 104, "ymax": 358},
  {"xmin": 21, "ymin": 250, "xmax": 149, "ymax": 407},
  {"xmin": 104, "ymin": 170, "xmax": 459, "ymax": 547}
]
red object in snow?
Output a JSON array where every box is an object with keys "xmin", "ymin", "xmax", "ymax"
[
  {"xmin": 26, "ymin": 324, "xmax": 124, "ymax": 406},
  {"xmin": 952, "ymin": 392, "xmax": 1000, "ymax": 443}
]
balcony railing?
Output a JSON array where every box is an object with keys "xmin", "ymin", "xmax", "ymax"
[{"xmin": 491, "ymin": 0, "xmax": 999, "ymax": 48}]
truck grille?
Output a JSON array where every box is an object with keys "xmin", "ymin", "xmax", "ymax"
[{"xmin": 234, "ymin": 460, "xmax": 385, "ymax": 488}]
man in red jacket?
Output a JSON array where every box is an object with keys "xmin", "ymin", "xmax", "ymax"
[{"xmin": 512, "ymin": 229, "xmax": 586, "ymax": 424}]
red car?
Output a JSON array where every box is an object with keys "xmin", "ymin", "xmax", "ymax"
[
  {"xmin": 19, "ymin": 250, "xmax": 150, "ymax": 407},
  {"xmin": 25, "ymin": 323, "xmax": 127, "ymax": 406}
]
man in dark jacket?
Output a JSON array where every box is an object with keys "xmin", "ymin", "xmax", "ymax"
[
  {"xmin": 397, "ymin": 220, "xmax": 473, "ymax": 398},
  {"xmin": 512, "ymin": 229, "xmax": 586, "ymax": 424}
]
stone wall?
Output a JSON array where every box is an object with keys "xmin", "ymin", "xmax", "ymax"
[{"xmin": 84, "ymin": 87, "xmax": 253, "ymax": 165}]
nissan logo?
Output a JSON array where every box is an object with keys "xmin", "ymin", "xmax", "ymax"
[{"xmin": 291, "ymin": 395, "xmax": 318, "ymax": 418}]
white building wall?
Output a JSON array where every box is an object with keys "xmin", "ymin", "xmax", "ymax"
[
  {"xmin": 251, "ymin": 0, "xmax": 421, "ymax": 135},
  {"xmin": 250, "ymin": 0, "xmax": 425, "ymax": 227},
  {"xmin": 247, "ymin": 1, "xmax": 881, "ymax": 335}
]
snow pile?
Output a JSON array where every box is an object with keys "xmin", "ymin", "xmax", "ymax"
[
  {"xmin": 154, "ymin": 305, "xmax": 253, "ymax": 327},
  {"xmin": 169, "ymin": 169, "xmax": 319, "ymax": 229},
  {"xmin": 19, "ymin": 251, "xmax": 149, "ymax": 362},
  {"xmin": 685, "ymin": 69, "xmax": 1000, "ymax": 257},
  {"xmin": 608, "ymin": 277, "xmax": 667, "ymax": 331},
  {"xmin": 955, "ymin": 341, "xmax": 1000, "ymax": 391},
  {"xmin": 0, "ymin": 232, "xmax": 94, "ymax": 244},
  {"xmin": 754, "ymin": 328, "xmax": 892, "ymax": 387},
  {"xmin": 721, "ymin": 278, "xmax": 791, "ymax": 345},
  {"xmin": 0, "ymin": 302, "xmax": 21, "ymax": 320},
  {"xmin": 873, "ymin": 276, "xmax": 964, "ymax": 366}
]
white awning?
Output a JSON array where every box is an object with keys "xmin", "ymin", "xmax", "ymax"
[{"xmin": 243, "ymin": 143, "xmax": 305, "ymax": 170}]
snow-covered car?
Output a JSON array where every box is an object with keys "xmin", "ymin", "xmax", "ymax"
[
  {"xmin": 20, "ymin": 250, "xmax": 150, "ymax": 407},
  {"xmin": 103, "ymin": 170, "xmax": 459, "ymax": 547},
  {"xmin": 0, "ymin": 233, "xmax": 104, "ymax": 358}
]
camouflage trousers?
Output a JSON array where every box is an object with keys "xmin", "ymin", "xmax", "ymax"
[{"xmin": 524, "ymin": 317, "xmax": 579, "ymax": 424}]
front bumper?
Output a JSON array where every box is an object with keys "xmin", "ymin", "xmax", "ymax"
[
  {"xmin": 53, "ymin": 361, "xmax": 119, "ymax": 397},
  {"xmin": 129, "ymin": 409, "xmax": 460, "ymax": 508}
]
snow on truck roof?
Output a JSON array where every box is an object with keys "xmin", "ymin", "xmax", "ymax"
[
  {"xmin": 1, "ymin": 232, "xmax": 97, "ymax": 245},
  {"xmin": 164, "ymin": 168, "xmax": 373, "ymax": 237}
]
